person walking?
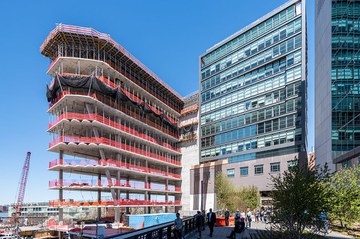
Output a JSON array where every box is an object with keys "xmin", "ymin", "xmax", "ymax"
[
  {"xmin": 207, "ymin": 208, "xmax": 216, "ymax": 237},
  {"xmin": 226, "ymin": 216, "xmax": 245, "ymax": 239},
  {"xmin": 225, "ymin": 208, "xmax": 230, "ymax": 226},
  {"xmin": 195, "ymin": 211, "xmax": 204, "ymax": 238},
  {"xmin": 201, "ymin": 210, "xmax": 206, "ymax": 230},
  {"xmin": 173, "ymin": 213, "xmax": 183, "ymax": 239},
  {"xmin": 246, "ymin": 209, "xmax": 252, "ymax": 228}
]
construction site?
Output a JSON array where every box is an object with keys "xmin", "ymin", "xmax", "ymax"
[{"xmin": 24, "ymin": 24, "xmax": 197, "ymax": 238}]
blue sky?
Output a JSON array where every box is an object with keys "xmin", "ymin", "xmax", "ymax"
[{"xmin": 0, "ymin": 0, "xmax": 314, "ymax": 205}]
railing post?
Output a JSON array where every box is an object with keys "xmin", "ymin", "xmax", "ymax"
[{"xmin": 167, "ymin": 225, "xmax": 172, "ymax": 239}]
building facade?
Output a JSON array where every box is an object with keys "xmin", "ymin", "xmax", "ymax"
[
  {"xmin": 41, "ymin": 25, "xmax": 185, "ymax": 222},
  {"xmin": 179, "ymin": 93, "xmax": 200, "ymax": 215},
  {"xmin": 196, "ymin": 0, "xmax": 307, "ymax": 209},
  {"xmin": 315, "ymin": 0, "xmax": 360, "ymax": 170}
]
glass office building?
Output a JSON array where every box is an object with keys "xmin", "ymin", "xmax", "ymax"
[
  {"xmin": 197, "ymin": 0, "xmax": 307, "ymax": 196},
  {"xmin": 315, "ymin": 0, "xmax": 360, "ymax": 170}
]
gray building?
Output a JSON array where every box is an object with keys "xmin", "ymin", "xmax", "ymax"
[
  {"xmin": 315, "ymin": 0, "xmax": 360, "ymax": 171},
  {"xmin": 195, "ymin": 0, "xmax": 307, "ymax": 209}
]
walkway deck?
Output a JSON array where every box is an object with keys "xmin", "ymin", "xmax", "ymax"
[{"xmin": 186, "ymin": 222, "xmax": 355, "ymax": 239}]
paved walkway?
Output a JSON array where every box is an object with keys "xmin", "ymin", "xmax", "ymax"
[{"xmin": 186, "ymin": 222, "xmax": 355, "ymax": 239}]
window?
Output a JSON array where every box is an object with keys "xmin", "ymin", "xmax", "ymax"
[
  {"xmin": 270, "ymin": 162, "xmax": 281, "ymax": 172},
  {"xmin": 240, "ymin": 167, "xmax": 249, "ymax": 176},
  {"xmin": 227, "ymin": 168, "xmax": 235, "ymax": 177},
  {"xmin": 254, "ymin": 165, "xmax": 264, "ymax": 175},
  {"xmin": 287, "ymin": 160, "xmax": 298, "ymax": 169}
]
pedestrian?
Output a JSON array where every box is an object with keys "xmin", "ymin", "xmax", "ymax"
[
  {"xmin": 201, "ymin": 210, "xmax": 206, "ymax": 230},
  {"xmin": 255, "ymin": 210, "xmax": 260, "ymax": 222},
  {"xmin": 173, "ymin": 212, "xmax": 183, "ymax": 239},
  {"xmin": 226, "ymin": 215, "xmax": 245, "ymax": 239},
  {"xmin": 320, "ymin": 209, "xmax": 329, "ymax": 234},
  {"xmin": 225, "ymin": 208, "xmax": 230, "ymax": 226},
  {"xmin": 207, "ymin": 208, "xmax": 216, "ymax": 237},
  {"xmin": 195, "ymin": 211, "xmax": 204, "ymax": 238},
  {"xmin": 246, "ymin": 209, "xmax": 252, "ymax": 228}
]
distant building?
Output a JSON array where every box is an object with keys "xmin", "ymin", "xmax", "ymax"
[
  {"xmin": 315, "ymin": 0, "xmax": 360, "ymax": 171},
  {"xmin": 308, "ymin": 152, "xmax": 315, "ymax": 171},
  {"xmin": 179, "ymin": 93, "xmax": 200, "ymax": 215},
  {"xmin": 8, "ymin": 202, "xmax": 95, "ymax": 219},
  {"xmin": 195, "ymin": 0, "xmax": 307, "ymax": 209},
  {"xmin": 0, "ymin": 205, "xmax": 8, "ymax": 212}
]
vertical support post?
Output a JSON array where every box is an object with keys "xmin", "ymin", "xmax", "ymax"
[
  {"xmin": 59, "ymin": 150, "xmax": 64, "ymax": 223},
  {"xmin": 115, "ymin": 170, "xmax": 121, "ymax": 223},
  {"xmin": 97, "ymin": 174, "xmax": 101, "ymax": 221},
  {"xmin": 165, "ymin": 179, "xmax": 169, "ymax": 213}
]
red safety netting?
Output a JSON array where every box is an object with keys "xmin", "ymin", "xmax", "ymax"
[
  {"xmin": 49, "ymin": 90, "xmax": 179, "ymax": 138},
  {"xmin": 48, "ymin": 112, "xmax": 180, "ymax": 153},
  {"xmin": 49, "ymin": 179, "xmax": 181, "ymax": 192},
  {"xmin": 49, "ymin": 136, "xmax": 181, "ymax": 166},
  {"xmin": 48, "ymin": 158, "xmax": 181, "ymax": 179},
  {"xmin": 49, "ymin": 199, "xmax": 181, "ymax": 207}
]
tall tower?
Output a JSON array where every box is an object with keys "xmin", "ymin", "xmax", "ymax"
[
  {"xmin": 196, "ymin": 0, "xmax": 307, "ymax": 209},
  {"xmin": 315, "ymin": 0, "xmax": 360, "ymax": 170},
  {"xmin": 41, "ymin": 25, "xmax": 184, "ymax": 221}
]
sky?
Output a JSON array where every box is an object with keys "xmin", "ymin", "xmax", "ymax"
[{"xmin": 0, "ymin": 0, "xmax": 315, "ymax": 205}]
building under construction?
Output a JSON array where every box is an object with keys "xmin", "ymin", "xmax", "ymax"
[{"xmin": 41, "ymin": 24, "xmax": 198, "ymax": 221}]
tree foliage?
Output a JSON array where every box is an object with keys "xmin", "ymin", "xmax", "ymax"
[
  {"xmin": 270, "ymin": 164, "xmax": 331, "ymax": 238},
  {"xmin": 215, "ymin": 172, "xmax": 260, "ymax": 213},
  {"xmin": 326, "ymin": 166, "xmax": 360, "ymax": 229}
]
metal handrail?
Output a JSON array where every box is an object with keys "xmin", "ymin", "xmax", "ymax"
[{"xmin": 105, "ymin": 216, "xmax": 196, "ymax": 239}]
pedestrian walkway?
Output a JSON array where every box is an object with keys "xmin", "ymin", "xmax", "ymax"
[{"xmin": 186, "ymin": 222, "xmax": 355, "ymax": 239}]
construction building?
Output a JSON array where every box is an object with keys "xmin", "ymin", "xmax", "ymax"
[
  {"xmin": 41, "ymin": 24, "xmax": 195, "ymax": 222},
  {"xmin": 195, "ymin": 0, "xmax": 307, "ymax": 209}
]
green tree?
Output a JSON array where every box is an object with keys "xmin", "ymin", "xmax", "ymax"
[
  {"xmin": 215, "ymin": 172, "xmax": 260, "ymax": 213},
  {"xmin": 215, "ymin": 172, "xmax": 236, "ymax": 212},
  {"xmin": 326, "ymin": 166, "xmax": 360, "ymax": 229},
  {"xmin": 236, "ymin": 186, "xmax": 260, "ymax": 210},
  {"xmin": 270, "ymin": 163, "xmax": 331, "ymax": 238}
]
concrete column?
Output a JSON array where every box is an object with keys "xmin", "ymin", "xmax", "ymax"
[
  {"xmin": 165, "ymin": 179, "xmax": 169, "ymax": 213},
  {"xmin": 114, "ymin": 170, "xmax": 121, "ymax": 222},
  {"xmin": 97, "ymin": 174, "xmax": 101, "ymax": 221},
  {"xmin": 59, "ymin": 150, "xmax": 64, "ymax": 223},
  {"xmin": 126, "ymin": 177, "xmax": 130, "ymax": 214}
]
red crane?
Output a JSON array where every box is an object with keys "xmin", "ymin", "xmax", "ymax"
[{"xmin": 15, "ymin": 152, "xmax": 31, "ymax": 215}]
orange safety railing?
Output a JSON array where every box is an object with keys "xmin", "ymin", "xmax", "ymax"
[
  {"xmin": 49, "ymin": 199, "xmax": 182, "ymax": 207},
  {"xmin": 48, "ymin": 158, "xmax": 181, "ymax": 179},
  {"xmin": 48, "ymin": 112, "xmax": 180, "ymax": 153},
  {"xmin": 49, "ymin": 90, "xmax": 179, "ymax": 139},
  {"xmin": 49, "ymin": 136, "xmax": 181, "ymax": 166},
  {"xmin": 49, "ymin": 179, "xmax": 181, "ymax": 192}
]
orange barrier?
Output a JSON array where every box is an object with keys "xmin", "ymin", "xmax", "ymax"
[
  {"xmin": 49, "ymin": 90, "xmax": 178, "ymax": 138},
  {"xmin": 48, "ymin": 158, "xmax": 181, "ymax": 179},
  {"xmin": 49, "ymin": 136, "xmax": 180, "ymax": 166},
  {"xmin": 48, "ymin": 112, "xmax": 180, "ymax": 153}
]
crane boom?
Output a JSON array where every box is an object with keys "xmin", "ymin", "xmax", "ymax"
[{"xmin": 16, "ymin": 152, "xmax": 31, "ymax": 214}]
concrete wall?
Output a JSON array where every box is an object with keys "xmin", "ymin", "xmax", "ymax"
[
  {"xmin": 315, "ymin": 0, "xmax": 335, "ymax": 172},
  {"xmin": 180, "ymin": 102, "xmax": 200, "ymax": 216},
  {"xmin": 190, "ymin": 151, "xmax": 302, "ymax": 210}
]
